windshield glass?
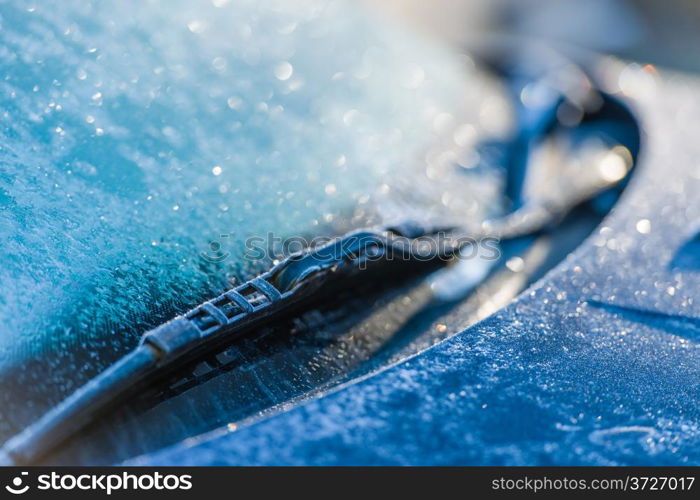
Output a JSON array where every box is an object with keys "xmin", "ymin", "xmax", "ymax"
[{"xmin": 0, "ymin": 0, "xmax": 510, "ymax": 432}]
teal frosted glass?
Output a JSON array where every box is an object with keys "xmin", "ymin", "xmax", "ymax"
[{"xmin": 0, "ymin": 0, "xmax": 505, "ymax": 419}]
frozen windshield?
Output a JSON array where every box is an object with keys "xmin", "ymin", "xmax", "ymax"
[{"xmin": 0, "ymin": 0, "xmax": 509, "ymax": 431}]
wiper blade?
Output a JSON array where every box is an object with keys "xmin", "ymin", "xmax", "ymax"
[
  {"xmin": 0, "ymin": 53, "xmax": 640, "ymax": 465},
  {"xmin": 0, "ymin": 225, "xmax": 460, "ymax": 465}
]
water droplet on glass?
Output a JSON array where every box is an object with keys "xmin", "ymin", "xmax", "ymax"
[
  {"xmin": 636, "ymin": 219, "xmax": 651, "ymax": 234},
  {"xmin": 274, "ymin": 61, "xmax": 293, "ymax": 81}
]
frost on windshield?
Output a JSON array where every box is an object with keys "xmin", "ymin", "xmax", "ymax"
[{"xmin": 0, "ymin": 0, "xmax": 506, "ymax": 422}]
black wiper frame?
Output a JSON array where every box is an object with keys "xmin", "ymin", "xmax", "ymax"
[{"xmin": 0, "ymin": 48, "xmax": 641, "ymax": 465}]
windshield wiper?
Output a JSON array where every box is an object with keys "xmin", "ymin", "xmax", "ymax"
[{"xmin": 0, "ymin": 51, "xmax": 640, "ymax": 465}]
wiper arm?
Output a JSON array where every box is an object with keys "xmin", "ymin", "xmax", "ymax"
[
  {"xmin": 0, "ymin": 54, "xmax": 640, "ymax": 465},
  {"xmin": 0, "ymin": 225, "xmax": 463, "ymax": 465}
]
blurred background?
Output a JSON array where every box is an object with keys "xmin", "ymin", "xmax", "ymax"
[{"xmin": 367, "ymin": 0, "xmax": 700, "ymax": 73}]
